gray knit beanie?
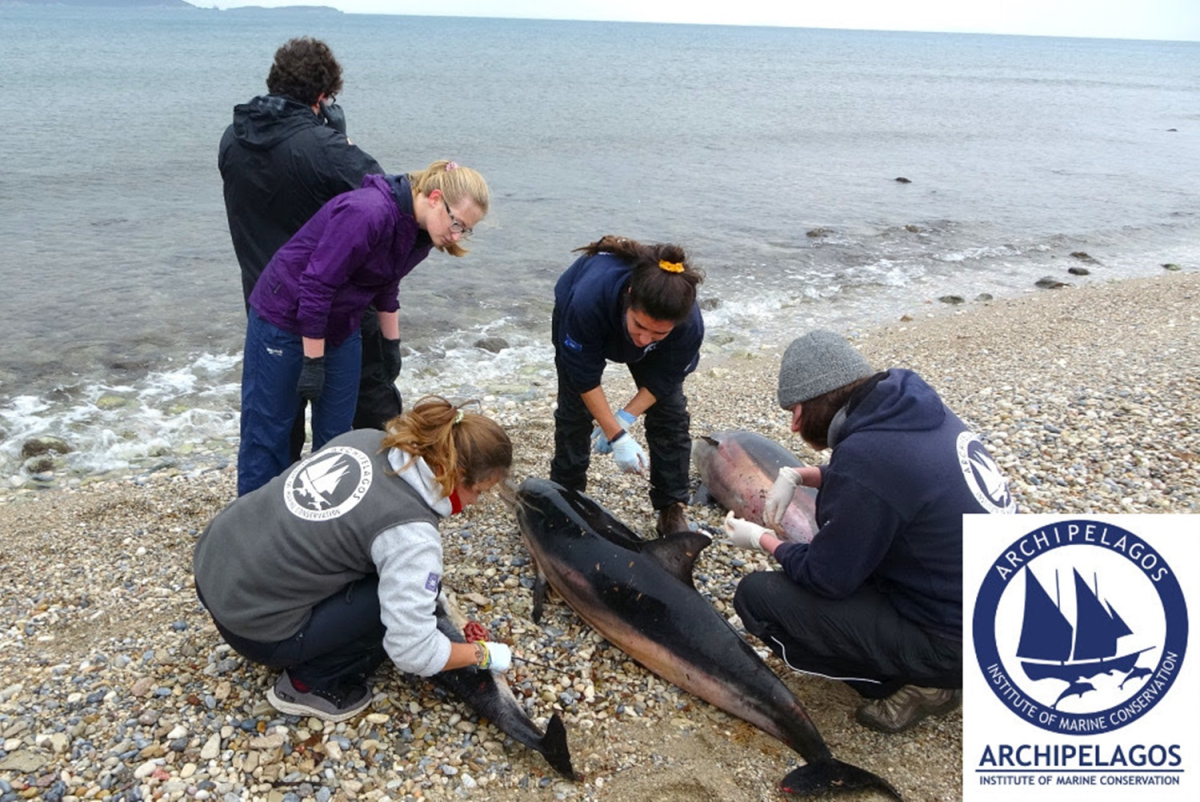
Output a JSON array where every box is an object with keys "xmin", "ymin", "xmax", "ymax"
[{"xmin": 776, "ymin": 330, "xmax": 874, "ymax": 409}]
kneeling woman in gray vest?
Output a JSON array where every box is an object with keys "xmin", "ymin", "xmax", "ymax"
[{"xmin": 194, "ymin": 396, "xmax": 514, "ymax": 722}]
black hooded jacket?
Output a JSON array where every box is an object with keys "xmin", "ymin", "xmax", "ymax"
[{"xmin": 219, "ymin": 94, "xmax": 383, "ymax": 305}]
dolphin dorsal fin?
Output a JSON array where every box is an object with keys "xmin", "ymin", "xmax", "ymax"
[{"xmin": 639, "ymin": 531, "xmax": 712, "ymax": 588}]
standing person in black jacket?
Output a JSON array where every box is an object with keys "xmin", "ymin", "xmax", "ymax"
[{"xmin": 219, "ymin": 37, "xmax": 402, "ymax": 454}]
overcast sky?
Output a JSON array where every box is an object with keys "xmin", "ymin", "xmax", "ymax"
[{"xmin": 206, "ymin": 1, "xmax": 1199, "ymax": 41}]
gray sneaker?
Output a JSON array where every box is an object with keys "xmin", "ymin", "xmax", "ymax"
[
  {"xmin": 854, "ymin": 685, "xmax": 961, "ymax": 733},
  {"xmin": 266, "ymin": 670, "xmax": 372, "ymax": 723}
]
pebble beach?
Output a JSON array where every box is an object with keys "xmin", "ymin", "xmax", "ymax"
[{"xmin": 1, "ymin": 271, "xmax": 1197, "ymax": 802}]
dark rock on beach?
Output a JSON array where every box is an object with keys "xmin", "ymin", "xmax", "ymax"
[
  {"xmin": 22, "ymin": 455, "xmax": 58, "ymax": 474},
  {"xmin": 894, "ymin": 176, "xmax": 911, "ymax": 183},
  {"xmin": 1068, "ymin": 266, "xmax": 1091, "ymax": 276},
  {"xmin": 20, "ymin": 436, "xmax": 73, "ymax": 458},
  {"xmin": 1070, "ymin": 251, "xmax": 1100, "ymax": 264},
  {"xmin": 473, "ymin": 337, "xmax": 510, "ymax": 354},
  {"xmin": 1035, "ymin": 276, "xmax": 1069, "ymax": 289},
  {"xmin": 937, "ymin": 295, "xmax": 965, "ymax": 305}
]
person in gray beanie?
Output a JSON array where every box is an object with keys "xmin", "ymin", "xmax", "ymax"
[
  {"xmin": 775, "ymin": 329, "xmax": 875, "ymax": 412},
  {"xmin": 723, "ymin": 329, "xmax": 1015, "ymax": 734}
]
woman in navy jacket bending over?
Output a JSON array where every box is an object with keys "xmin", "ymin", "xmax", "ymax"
[{"xmin": 550, "ymin": 236, "xmax": 704, "ymax": 537}]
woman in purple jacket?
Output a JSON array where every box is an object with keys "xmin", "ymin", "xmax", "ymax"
[{"xmin": 238, "ymin": 160, "xmax": 489, "ymax": 496}]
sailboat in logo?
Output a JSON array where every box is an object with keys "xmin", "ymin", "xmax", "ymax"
[{"xmin": 1017, "ymin": 566, "xmax": 1148, "ymax": 683}]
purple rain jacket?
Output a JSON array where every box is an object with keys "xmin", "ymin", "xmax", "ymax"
[{"xmin": 248, "ymin": 174, "xmax": 433, "ymax": 346}]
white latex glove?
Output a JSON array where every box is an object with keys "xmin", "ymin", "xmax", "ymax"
[
  {"xmin": 611, "ymin": 431, "xmax": 648, "ymax": 474},
  {"xmin": 724, "ymin": 510, "xmax": 770, "ymax": 552},
  {"xmin": 591, "ymin": 409, "xmax": 637, "ymax": 454},
  {"xmin": 478, "ymin": 641, "xmax": 512, "ymax": 673},
  {"xmin": 763, "ymin": 466, "xmax": 804, "ymax": 529}
]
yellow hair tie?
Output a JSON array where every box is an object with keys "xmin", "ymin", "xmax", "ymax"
[
  {"xmin": 658, "ymin": 260, "xmax": 684, "ymax": 273},
  {"xmin": 453, "ymin": 409, "xmax": 465, "ymax": 425}
]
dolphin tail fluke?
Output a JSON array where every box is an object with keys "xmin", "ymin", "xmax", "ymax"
[
  {"xmin": 537, "ymin": 712, "xmax": 576, "ymax": 780},
  {"xmin": 780, "ymin": 758, "xmax": 903, "ymax": 800}
]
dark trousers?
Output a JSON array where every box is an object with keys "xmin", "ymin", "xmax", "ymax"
[
  {"xmin": 549, "ymin": 356, "xmax": 692, "ymax": 510},
  {"xmin": 202, "ymin": 576, "xmax": 388, "ymax": 691},
  {"xmin": 353, "ymin": 307, "xmax": 404, "ymax": 431},
  {"xmin": 733, "ymin": 571, "xmax": 962, "ymax": 699}
]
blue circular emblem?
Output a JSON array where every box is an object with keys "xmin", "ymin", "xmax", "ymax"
[{"xmin": 974, "ymin": 519, "xmax": 1187, "ymax": 734}]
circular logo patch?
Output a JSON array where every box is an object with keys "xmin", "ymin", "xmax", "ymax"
[
  {"xmin": 974, "ymin": 519, "xmax": 1188, "ymax": 734},
  {"xmin": 283, "ymin": 446, "xmax": 373, "ymax": 521},
  {"xmin": 957, "ymin": 431, "xmax": 1015, "ymax": 514}
]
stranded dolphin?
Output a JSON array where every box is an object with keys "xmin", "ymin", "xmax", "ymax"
[
  {"xmin": 514, "ymin": 477, "xmax": 899, "ymax": 798},
  {"xmin": 433, "ymin": 591, "xmax": 576, "ymax": 780},
  {"xmin": 691, "ymin": 430, "xmax": 818, "ymax": 542}
]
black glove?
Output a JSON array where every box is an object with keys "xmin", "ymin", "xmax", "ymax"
[
  {"xmin": 382, "ymin": 338, "xmax": 402, "ymax": 382},
  {"xmin": 320, "ymin": 100, "xmax": 347, "ymax": 135},
  {"xmin": 297, "ymin": 356, "xmax": 326, "ymax": 400}
]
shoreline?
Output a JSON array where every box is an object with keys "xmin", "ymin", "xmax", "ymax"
[
  {"xmin": 2, "ymin": 259, "xmax": 1191, "ymax": 495},
  {"xmin": 0, "ymin": 271, "xmax": 1196, "ymax": 801}
]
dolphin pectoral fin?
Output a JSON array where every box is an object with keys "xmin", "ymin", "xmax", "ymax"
[
  {"xmin": 639, "ymin": 531, "xmax": 713, "ymax": 588},
  {"xmin": 539, "ymin": 712, "xmax": 577, "ymax": 780},
  {"xmin": 532, "ymin": 571, "xmax": 548, "ymax": 624},
  {"xmin": 780, "ymin": 759, "xmax": 903, "ymax": 800}
]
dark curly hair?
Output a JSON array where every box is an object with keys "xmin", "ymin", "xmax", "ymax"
[{"xmin": 266, "ymin": 37, "xmax": 344, "ymax": 107}]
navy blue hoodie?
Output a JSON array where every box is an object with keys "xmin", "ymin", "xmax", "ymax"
[
  {"xmin": 552, "ymin": 252, "xmax": 703, "ymax": 399},
  {"xmin": 773, "ymin": 369, "xmax": 1015, "ymax": 640}
]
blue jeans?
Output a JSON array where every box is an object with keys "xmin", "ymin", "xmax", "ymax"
[{"xmin": 238, "ymin": 310, "xmax": 362, "ymax": 496}]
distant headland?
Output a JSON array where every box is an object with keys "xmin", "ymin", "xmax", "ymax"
[{"xmin": 3, "ymin": 1, "xmax": 343, "ymax": 12}]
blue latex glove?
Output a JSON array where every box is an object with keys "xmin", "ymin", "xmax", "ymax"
[
  {"xmin": 591, "ymin": 408, "xmax": 637, "ymax": 454},
  {"xmin": 611, "ymin": 431, "xmax": 648, "ymax": 474}
]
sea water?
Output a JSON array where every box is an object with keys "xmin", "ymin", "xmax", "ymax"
[{"xmin": 1, "ymin": 6, "xmax": 1198, "ymax": 480}]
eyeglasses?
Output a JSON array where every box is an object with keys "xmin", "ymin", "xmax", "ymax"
[{"xmin": 442, "ymin": 197, "xmax": 473, "ymax": 238}]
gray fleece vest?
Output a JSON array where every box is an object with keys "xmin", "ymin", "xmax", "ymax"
[{"xmin": 194, "ymin": 430, "xmax": 440, "ymax": 641}]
